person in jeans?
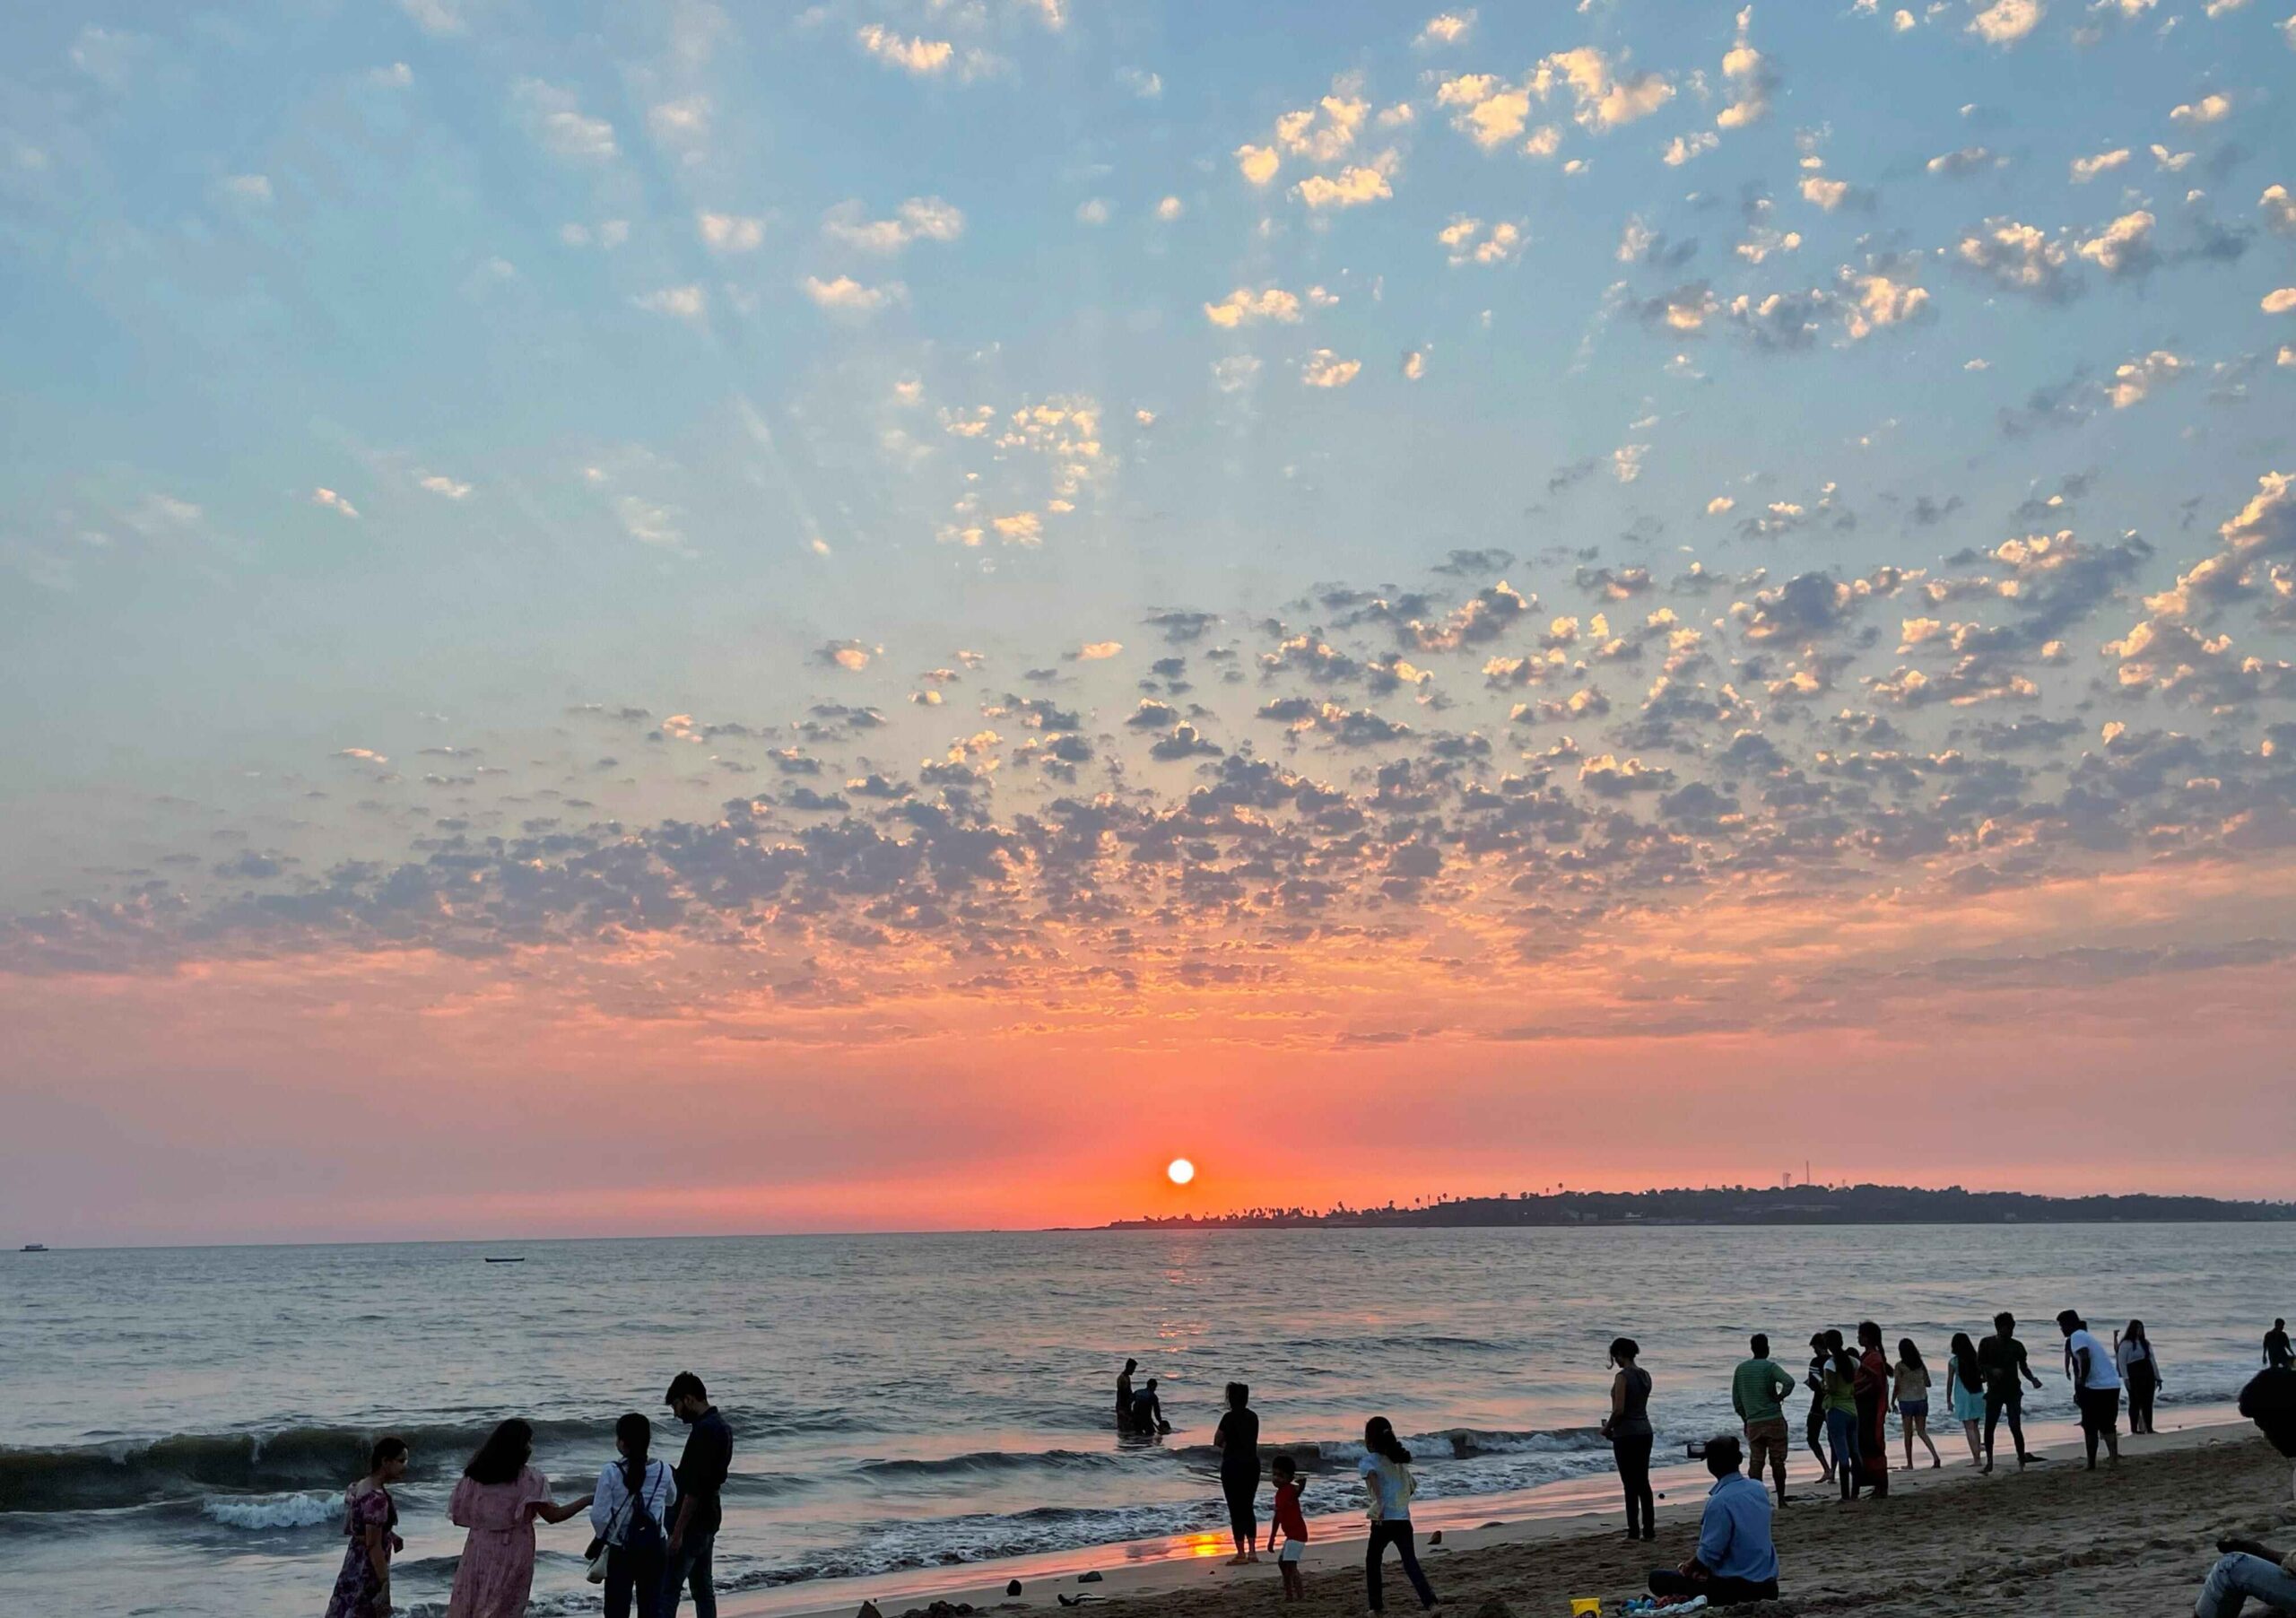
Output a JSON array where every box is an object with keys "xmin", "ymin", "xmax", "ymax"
[
  {"xmin": 663, "ymin": 1373, "xmax": 731, "ymax": 1618},
  {"xmin": 1648, "ymin": 1434, "xmax": 1780, "ymax": 1608},
  {"xmin": 2192, "ymin": 1367, "xmax": 2296, "ymax": 1617},
  {"xmin": 1602, "ymin": 1336, "xmax": 1657, "ymax": 1539},
  {"xmin": 1357, "ymin": 1416, "xmax": 1437, "ymax": 1614},
  {"xmin": 2118, "ymin": 1320, "xmax": 2163, "ymax": 1436},
  {"xmin": 590, "ymin": 1414, "xmax": 676, "ymax": 1618},
  {"xmin": 1978, "ymin": 1311, "xmax": 2045, "ymax": 1473},
  {"xmin": 1730, "ymin": 1334, "xmax": 1797, "ymax": 1505},
  {"xmin": 2058, "ymin": 1311, "xmax": 2123, "ymax": 1470},
  {"xmin": 1820, "ymin": 1331, "xmax": 1863, "ymax": 1501}
]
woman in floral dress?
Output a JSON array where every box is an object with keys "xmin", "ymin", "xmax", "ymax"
[
  {"xmin": 326, "ymin": 1437, "xmax": 408, "ymax": 1618},
  {"xmin": 447, "ymin": 1419, "xmax": 594, "ymax": 1618}
]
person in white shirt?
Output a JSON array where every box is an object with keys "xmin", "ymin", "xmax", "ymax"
[
  {"xmin": 1357, "ymin": 1416, "xmax": 1437, "ymax": 1614},
  {"xmin": 590, "ymin": 1412, "xmax": 678, "ymax": 1618},
  {"xmin": 2057, "ymin": 1310, "xmax": 2122, "ymax": 1469},
  {"xmin": 2192, "ymin": 1368, "xmax": 2296, "ymax": 1617}
]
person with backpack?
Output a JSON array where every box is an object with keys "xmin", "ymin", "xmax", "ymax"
[{"xmin": 589, "ymin": 1413, "xmax": 678, "ymax": 1618}]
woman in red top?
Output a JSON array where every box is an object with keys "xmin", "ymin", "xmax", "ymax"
[
  {"xmin": 1265, "ymin": 1452, "xmax": 1309, "ymax": 1601},
  {"xmin": 1855, "ymin": 1321, "xmax": 1892, "ymax": 1499}
]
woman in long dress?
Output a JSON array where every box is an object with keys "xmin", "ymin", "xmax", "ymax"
[
  {"xmin": 1854, "ymin": 1320, "xmax": 1892, "ymax": 1498},
  {"xmin": 325, "ymin": 1437, "xmax": 408, "ymax": 1618},
  {"xmin": 448, "ymin": 1419, "xmax": 594, "ymax": 1618}
]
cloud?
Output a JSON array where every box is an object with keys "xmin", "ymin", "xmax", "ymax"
[
  {"xmin": 648, "ymin": 96, "xmax": 711, "ymax": 153},
  {"xmin": 1294, "ymin": 157, "xmax": 1398, "ymax": 210},
  {"xmin": 697, "ymin": 212, "xmax": 766, "ymax": 253},
  {"xmin": 2108, "ymin": 349, "xmax": 2189, "ymax": 407},
  {"xmin": 1118, "ymin": 66, "xmax": 1162, "ymax": 99},
  {"xmin": 1841, "ymin": 268, "xmax": 1933, "ymax": 338},
  {"xmin": 1416, "ymin": 11, "xmax": 1476, "ymax": 46},
  {"xmin": 1967, "ymin": 0, "xmax": 2046, "ymax": 45},
  {"xmin": 1956, "ymin": 217, "xmax": 2078, "ymax": 300},
  {"xmin": 1436, "ymin": 74, "xmax": 1538, "ymax": 151},
  {"xmin": 2263, "ymin": 186, "xmax": 2296, "ymax": 233},
  {"xmin": 1535, "ymin": 47, "xmax": 1675, "ymax": 132},
  {"xmin": 2264, "ymin": 287, "xmax": 2296, "ymax": 314},
  {"xmin": 1439, "ymin": 216, "xmax": 1527, "ymax": 265},
  {"xmin": 1204, "ymin": 286, "xmax": 1304, "ymax": 327},
  {"xmin": 397, "ymin": 0, "xmax": 464, "ymax": 36},
  {"xmin": 814, "ymin": 639, "xmax": 875, "ymax": 671},
  {"xmin": 513, "ymin": 80, "xmax": 618, "ymax": 162},
  {"xmin": 822, "ymin": 196, "xmax": 964, "ymax": 253},
  {"xmin": 220, "ymin": 173, "xmax": 272, "ymax": 204},
  {"xmin": 1665, "ymin": 132, "xmax": 1720, "ymax": 165},
  {"xmin": 1716, "ymin": 8, "xmax": 1779, "ymax": 129},
  {"xmin": 1928, "ymin": 146, "xmax": 1999, "ymax": 177},
  {"xmin": 1236, "ymin": 144, "xmax": 1282, "ymax": 186},
  {"xmin": 311, "ymin": 488, "xmax": 360, "ymax": 519},
  {"xmin": 635, "ymin": 284, "xmax": 708, "ymax": 322},
  {"xmin": 2170, "ymin": 91, "xmax": 2233, "ymax": 125},
  {"xmin": 2075, "ymin": 209, "xmax": 2157, "ymax": 277},
  {"xmin": 1074, "ymin": 640, "xmax": 1123, "ymax": 660},
  {"xmin": 801, "ymin": 275, "xmax": 909, "ymax": 316},
  {"xmin": 856, "ymin": 24, "xmax": 954, "ymax": 75},
  {"xmin": 1300, "ymin": 351, "xmax": 1363, "ymax": 388},
  {"xmin": 416, "ymin": 473, "xmax": 472, "ymax": 500},
  {"xmin": 2071, "ymin": 148, "xmax": 2132, "ymax": 183}
]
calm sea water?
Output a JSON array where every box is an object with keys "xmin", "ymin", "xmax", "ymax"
[{"xmin": 3, "ymin": 1224, "xmax": 2288, "ymax": 1617}]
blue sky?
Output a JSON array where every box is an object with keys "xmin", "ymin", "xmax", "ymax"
[{"xmin": 4, "ymin": 0, "xmax": 2296, "ymax": 1233}]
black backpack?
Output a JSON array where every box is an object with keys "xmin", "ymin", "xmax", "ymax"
[{"xmin": 621, "ymin": 1460, "xmax": 668, "ymax": 1556}]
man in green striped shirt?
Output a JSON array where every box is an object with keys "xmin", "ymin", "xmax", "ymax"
[{"xmin": 1731, "ymin": 1335, "xmax": 1800, "ymax": 1504}]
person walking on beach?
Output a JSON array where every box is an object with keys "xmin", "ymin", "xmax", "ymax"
[
  {"xmin": 447, "ymin": 1419, "xmax": 593, "ymax": 1618},
  {"xmin": 325, "ymin": 1436, "xmax": 407, "ymax": 1618},
  {"xmin": 1894, "ymin": 1339, "xmax": 1941, "ymax": 1471},
  {"xmin": 1116, "ymin": 1359, "xmax": 1139, "ymax": 1429},
  {"xmin": 1358, "ymin": 1416, "xmax": 1438, "ymax": 1614},
  {"xmin": 1213, "ymin": 1380, "xmax": 1262, "ymax": 1565},
  {"xmin": 1602, "ymin": 1336, "xmax": 1657, "ymax": 1540},
  {"xmin": 1730, "ymin": 1334, "xmax": 1796, "ymax": 1505},
  {"xmin": 1803, "ymin": 1332, "xmax": 1833, "ymax": 1486},
  {"xmin": 590, "ymin": 1413, "xmax": 677, "ymax": 1618},
  {"xmin": 2266, "ymin": 1319, "xmax": 2293, "ymax": 1371},
  {"xmin": 1266, "ymin": 1452, "xmax": 1309, "ymax": 1601},
  {"xmin": 2057, "ymin": 1311, "xmax": 2123, "ymax": 1470},
  {"xmin": 2118, "ymin": 1320, "xmax": 2162, "ymax": 1435},
  {"xmin": 1854, "ymin": 1321, "xmax": 1892, "ymax": 1499},
  {"xmin": 664, "ymin": 1373, "xmax": 732, "ymax": 1618},
  {"xmin": 1646, "ymin": 1434, "xmax": 1780, "ymax": 1608},
  {"xmin": 1945, "ymin": 1332, "xmax": 1987, "ymax": 1467},
  {"xmin": 2189, "ymin": 1364, "xmax": 2296, "ymax": 1617},
  {"xmin": 1819, "ymin": 1331, "xmax": 1863, "ymax": 1502},
  {"xmin": 1978, "ymin": 1311, "xmax": 2044, "ymax": 1474}
]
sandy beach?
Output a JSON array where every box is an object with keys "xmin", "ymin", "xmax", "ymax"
[{"xmin": 752, "ymin": 1421, "xmax": 2291, "ymax": 1618}]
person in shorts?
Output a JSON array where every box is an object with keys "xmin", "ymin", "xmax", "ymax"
[
  {"xmin": 1730, "ymin": 1334, "xmax": 1797, "ymax": 1505},
  {"xmin": 1266, "ymin": 1452, "xmax": 1308, "ymax": 1601},
  {"xmin": 2058, "ymin": 1310, "xmax": 2123, "ymax": 1469}
]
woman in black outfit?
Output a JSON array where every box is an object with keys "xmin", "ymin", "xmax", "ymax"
[
  {"xmin": 1213, "ymin": 1380, "xmax": 1261, "ymax": 1565},
  {"xmin": 1602, "ymin": 1336, "xmax": 1656, "ymax": 1540}
]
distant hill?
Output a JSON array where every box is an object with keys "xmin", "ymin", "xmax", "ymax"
[{"xmin": 1102, "ymin": 1183, "xmax": 2296, "ymax": 1230}]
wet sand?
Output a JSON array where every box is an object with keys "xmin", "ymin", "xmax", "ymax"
[{"xmin": 757, "ymin": 1421, "xmax": 2292, "ymax": 1618}]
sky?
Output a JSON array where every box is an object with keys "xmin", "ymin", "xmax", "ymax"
[{"xmin": 4, "ymin": 0, "xmax": 2295, "ymax": 1244}]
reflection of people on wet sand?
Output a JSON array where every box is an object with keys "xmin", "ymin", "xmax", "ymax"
[{"xmin": 1116, "ymin": 1359, "xmax": 1138, "ymax": 1428}]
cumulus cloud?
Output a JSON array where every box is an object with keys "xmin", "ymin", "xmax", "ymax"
[
  {"xmin": 1204, "ymin": 286, "xmax": 1304, "ymax": 327},
  {"xmin": 1439, "ymin": 215, "xmax": 1527, "ymax": 265},
  {"xmin": 1956, "ymin": 217, "xmax": 2078, "ymax": 300},
  {"xmin": 1294, "ymin": 154, "xmax": 1399, "ymax": 209},
  {"xmin": 311, "ymin": 487, "xmax": 360, "ymax": 518},
  {"xmin": 1300, "ymin": 351, "xmax": 1363, "ymax": 388},
  {"xmin": 1417, "ymin": 11, "xmax": 1476, "ymax": 46},
  {"xmin": 1716, "ymin": 8, "xmax": 1779, "ymax": 129},
  {"xmin": 697, "ymin": 212, "xmax": 766, "ymax": 252},
  {"xmin": 801, "ymin": 275, "xmax": 909, "ymax": 316},
  {"xmin": 1967, "ymin": 0, "xmax": 2046, "ymax": 45},
  {"xmin": 856, "ymin": 24, "xmax": 954, "ymax": 75},
  {"xmin": 2075, "ymin": 209, "xmax": 2157, "ymax": 277},
  {"xmin": 822, "ymin": 196, "xmax": 964, "ymax": 253},
  {"xmin": 513, "ymin": 79, "xmax": 617, "ymax": 161}
]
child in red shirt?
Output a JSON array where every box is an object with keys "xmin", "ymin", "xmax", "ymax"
[{"xmin": 1265, "ymin": 1452, "xmax": 1308, "ymax": 1601}]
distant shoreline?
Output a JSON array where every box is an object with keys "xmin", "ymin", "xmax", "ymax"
[{"xmin": 1099, "ymin": 1182, "xmax": 2296, "ymax": 1230}]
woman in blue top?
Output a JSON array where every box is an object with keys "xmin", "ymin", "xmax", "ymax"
[{"xmin": 1944, "ymin": 1332, "xmax": 1987, "ymax": 1467}]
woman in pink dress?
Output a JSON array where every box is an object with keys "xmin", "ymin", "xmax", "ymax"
[{"xmin": 447, "ymin": 1419, "xmax": 594, "ymax": 1618}]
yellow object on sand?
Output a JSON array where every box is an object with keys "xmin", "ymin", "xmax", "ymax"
[{"xmin": 1570, "ymin": 1601, "xmax": 1603, "ymax": 1616}]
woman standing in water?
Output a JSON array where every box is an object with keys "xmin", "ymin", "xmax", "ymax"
[
  {"xmin": 1601, "ymin": 1336, "xmax": 1657, "ymax": 1540},
  {"xmin": 1358, "ymin": 1416, "xmax": 1438, "ymax": 1614},
  {"xmin": 1945, "ymin": 1331, "xmax": 1987, "ymax": 1466},
  {"xmin": 325, "ymin": 1436, "xmax": 408, "ymax": 1618},
  {"xmin": 1821, "ymin": 1331, "xmax": 1863, "ymax": 1501},
  {"xmin": 2118, "ymin": 1321, "xmax": 2162, "ymax": 1435},
  {"xmin": 1213, "ymin": 1381, "xmax": 1262, "ymax": 1565},
  {"xmin": 447, "ymin": 1418, "xmax": 594, "ymax": 1618}
]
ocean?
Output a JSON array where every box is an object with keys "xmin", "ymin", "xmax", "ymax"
[{"xmin": 2, "ymin": 1223, "xmax": 2287, "ymax": 1616}]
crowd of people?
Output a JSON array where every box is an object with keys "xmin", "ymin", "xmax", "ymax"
[
  {"xmin": 314, "ymin": 1318, "xmax": 2295, "ymax": 1618},
  {"xmin": 322, "ymin": 1372, "xmax": 732, "ymax": 1618}
]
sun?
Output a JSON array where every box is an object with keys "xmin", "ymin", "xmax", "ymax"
[{"xmin": 1166, "ymin": 1157, "xmax": 1196, "ymax": 1186}]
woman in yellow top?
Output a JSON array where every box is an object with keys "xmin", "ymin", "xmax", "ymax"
[{"xmin": 1820, "ymin": 1330, "xmax": 1863, "ymax": 1502}]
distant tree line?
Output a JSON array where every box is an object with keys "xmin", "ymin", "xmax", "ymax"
[{"xmin": 1101, "ymin": 1183, "xmax": 2296, "ymax": 1229}]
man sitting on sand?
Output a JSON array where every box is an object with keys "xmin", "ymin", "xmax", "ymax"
[
  {"xmin": 2193, "ymin": 1367, "xmax": 2296, "ymax": 1618},
  {"xmin": 1648, "ymin": 1434, "xmax": 1779, "ymax": 1608}
]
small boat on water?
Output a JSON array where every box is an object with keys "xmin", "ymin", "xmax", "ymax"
[
  {"xmin": 483, "ymin": 1256, "xmax": 525, "ymax": 1263},
  {"xmin": 20, "ymin": 1243, "xmax": 48, "ymax": 1252}
]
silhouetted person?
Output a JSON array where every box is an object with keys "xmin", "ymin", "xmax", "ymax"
[
  {"xmin": 1130, "ymin": 1377, "xmax": 1168, "ymax": 1433},
  {"xmin": 1116, "ymin": 1359, "xmax": 1139, "ymax": 1428},
  {"xmin": 1603, "ymin": 1336, "xmax": 1656, "ymax": 1539},
  {"xmin": 1213, "ymin": 1380, "xmax": 1261, "ymax": 1565},
  {"xmin": 2266, "ymin": 1319, "xmax": 2293, "ymax": 1371},
  {"xmin": 664, "ymin": 1372, "xmax": 731, "ymax": 1618},
  {"xmin": 1979, "ymin": 1311, "xmax": 2044, "ymax": 1473},
  {"xmin": 2118, "ymin": 1320, "xmax": 2161, "ymax": 1435},
  {"xmin": 1854, "ymin": 1321, "xmax": 1892, "ymax": 1498},
  {"xmin": 1648, "ymin": 1434, "xmax": 1780, "ymax": 1608},
  {"xmin": 1802, "ymin": 1332, "xmax": 1833, "ymax": 1484}
]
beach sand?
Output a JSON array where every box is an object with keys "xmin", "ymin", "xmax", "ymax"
[{"xmin": 757, "ymin": 1422, "xmax": 2292, "ymax": 1618}]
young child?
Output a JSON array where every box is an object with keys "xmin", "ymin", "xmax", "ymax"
[{"xmin": 1265, "ymin": 1452, "xmax": 1308, "ymax": 1601}]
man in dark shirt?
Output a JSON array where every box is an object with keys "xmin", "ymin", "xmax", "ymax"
[
  {"xmin": 2266, "ymin": 1319, "xmax": 2292, "ymax": 1371},
  {"xmin": 665, "ymin": 1370, "xmax": 734, "ymax": 1618},
  {"xmin": 1977, "ymin": 1312, "xmax": 2045, "ymax": 1474}
]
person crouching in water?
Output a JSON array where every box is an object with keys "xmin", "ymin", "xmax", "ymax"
[{"xmin": 1266, "ymin": 1452, "xmax": 1309, "ymax": 1601}]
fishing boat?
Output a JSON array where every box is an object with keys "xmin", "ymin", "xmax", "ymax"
[
  {"xmin": 483, "ymin": 1256, "xmax": 525, "ymax": 1263},
  {"xmin": 20, "ymin": 1243, "xmax": 48, "ymax": 1252}
]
